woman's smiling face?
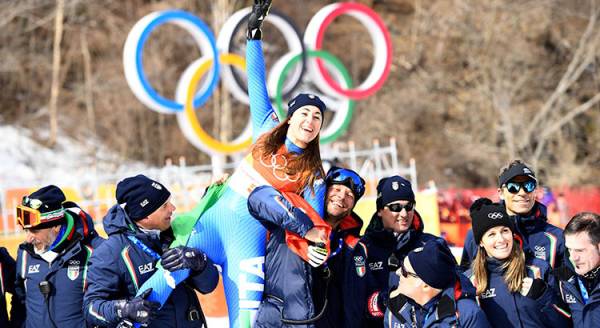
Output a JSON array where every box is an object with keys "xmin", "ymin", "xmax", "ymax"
[{"xmin": 286, "ymin": 105, "xmax": 322, "ymax": 148}]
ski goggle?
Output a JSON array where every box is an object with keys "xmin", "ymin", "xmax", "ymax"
[
  {"xmin": 386, "ymin": 202, "xmax": 415, "ymax": 213},
  {"xmin": 504, "ymin": 180, "xmax": 537, "ymax": 194},
  {"xmin": 325, "ymin": 166, "xmax": 366, "ymax": 200},
  {"xmin": 16, "ymin": 205, "xmax": 64, "ymax": 229}
]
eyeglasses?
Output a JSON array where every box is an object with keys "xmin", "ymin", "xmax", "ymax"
[
  {"xmin": 504, "ymin": 180, "xmax": 537, "ymax": 194},
  {"xmin": 386, "ymin": 202, "xmax": 415, "ymax": 213},
  {"xmin": 16, "ymin": 205, "xmax": 64, "ymax": 229},
  {"xmin": 400, "ymin": 260, "xmax": 419, "ymax": 279},
  {"xmin": 326, "ymin": 166, "xmax": 365, "ymax": 199}
]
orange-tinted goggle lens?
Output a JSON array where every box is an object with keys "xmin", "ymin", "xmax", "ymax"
[{"xmin": 16, "ymin": 205, "xmax": 41, "ymax": 229}]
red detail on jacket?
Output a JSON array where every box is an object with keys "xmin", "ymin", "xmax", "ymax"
[{"xmin": 281, "ymin": 191, "xmax": 332, "ymax": 262}]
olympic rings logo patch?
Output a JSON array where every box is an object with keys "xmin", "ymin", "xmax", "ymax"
[
  {"xmin": 258, "ymin": 153, "xmax": 300, "ymax": 183},
  {"xmin": 123, "ymin": 2, "xmax": 392, "ymax": 155},
  {"xmin": 488, "ymin": 212, "xmax": 504, "ymax": 220}
]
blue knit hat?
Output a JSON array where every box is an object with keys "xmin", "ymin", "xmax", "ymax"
[
  {"xmin": 287, "ymin": 93, "xmax": 326, "ymax": 118},
  {"xmin": 116, "ymin": 174, "xmax": 171, "ymax": 221},
  {"xmin": 21, "ymin": 185, "xmax": 67, "ymax": 229},
  {"xmin": 407, "ymin": 239, "xmax": 457, "ymax": 289},
  {"xmin": 376, "ymin": 176, "xmax": 415, "ymax": 210}
]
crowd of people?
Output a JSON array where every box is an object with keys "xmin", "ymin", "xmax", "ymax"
[
  {"xmin": 2, "ymin": 161, "xmax": 599, "ymax": 328},
  {"xmin": 1, "ymin": 1, "xmax": 599, "ymax": 327}
]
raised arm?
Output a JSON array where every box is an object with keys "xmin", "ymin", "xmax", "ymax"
[{"xmin": 246, "ymin": 0, "xmax": 278, "ymax": 141}]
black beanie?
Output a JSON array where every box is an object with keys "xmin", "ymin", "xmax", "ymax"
[
  {"xmin": 498, "ymin": 162, "xmax": 537, "ymax": 187},
  {"xmin": 407, "ymin": 240, "xmax": 457, "ymax": 289},
  {"xmin": 116, "ymin": 174, "xmax": 171, "ymax": 221},
  {"xmin": 287, "ymin": 93, "xmax": 326, "ymax": 118},
  {"xmin": 22, "ymin": 185, "xmax": 66, "ymax": 228},
  {"xmin": 470, "ymin": 198, "xmax": 514, "ymax": 244},
  {"xmin": 376, "ymin": 176, "xmax": 415, "ymax": 210}
]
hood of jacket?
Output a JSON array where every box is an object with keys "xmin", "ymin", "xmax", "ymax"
[{"xmin": 102, "ymin": 204, "xmax": 138, "ymax": 236}]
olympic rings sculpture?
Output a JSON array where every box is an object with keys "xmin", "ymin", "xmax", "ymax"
[{"xmin": 123, "ymin": 2, "xmax": 392, "ymax": 155}]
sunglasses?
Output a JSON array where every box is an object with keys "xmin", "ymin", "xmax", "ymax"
[
  {"xmin": 400, "ymin": 260, "xmax": 419, "ymax": 279},
  {"xmin": 326, "ymin": 166, "xmax": 365, "ymax": 199},
  {"xmin": 16, "ymin": 205, "xmax": 64, "ymax": 229},
  {"xmin": 504, "ymin": 180, "xmax": 537, "ymax": 194},
  {"xmin": 386, "ymin": 202, "xmax": 415, "ymax": 213}
]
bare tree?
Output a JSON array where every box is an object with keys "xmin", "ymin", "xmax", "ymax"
[{"xmin": 48, "ymin": 0, "xmax": 65, "ymax": 147}]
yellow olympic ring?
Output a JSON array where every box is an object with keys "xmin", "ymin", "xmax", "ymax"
[{"xmin": 184, "ymin": 53, "xmax": 252, "ymax": 154}]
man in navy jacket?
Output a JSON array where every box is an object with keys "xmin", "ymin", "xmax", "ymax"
[
  {"xmin": 385, "ymin": 240, "xmax": 490, "ymax": 327},
  {"xmin": 14, "ymin": 185, "xmax": 97, "ymax": 328},
  {"xmin": 557, "ymin": 212, "xmax": 600, "ymax": 327},
  {"xmin": 359, "ymin": 176, "xmax": 445, "ymax": 327},
  {"xmin": 312, "ymin": 166, "xmax": 366, "ymax": 328},
  {"xmin": 83, "ymin": 174, "xmax": 218, "ymax": 328},
  {"xmin": 461, "ymin": 160, "xmax": 566, "ymax": 271}
]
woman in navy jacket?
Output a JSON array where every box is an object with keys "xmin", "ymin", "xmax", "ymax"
[{"xmin": 466, "ymin": 198, "xmax": 571, "ymax": 328}]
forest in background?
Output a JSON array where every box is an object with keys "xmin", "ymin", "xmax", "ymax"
[{"xmin": 0, "ymin": 0, "xmax": 599, "ymax": 188}]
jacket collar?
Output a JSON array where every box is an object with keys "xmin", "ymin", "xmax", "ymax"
[{"xmin": 20, "ymin": 233, "xmax": 83, "ymax": 265}]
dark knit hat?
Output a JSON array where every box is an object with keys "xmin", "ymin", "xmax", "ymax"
[
  {"xmin": 407, "ymin": 239, "xmax": 457, "ymax": 289},
  {"xmin": 287, "ymin": 93, "xmax": 326, "ymax": 118},
  {"xmin": 116, "ymin": 174, "xmax": 171, "ymax": 221},
  {"xmin": 21, "ymin": 185, "xmax": 67, "ymax": 229},
  {"xmin": 376, "ymin": 176, "xmax": 415, "ymax": 210},
  {"xmin": 470, "ymin": 198, "xmax": 514, "ymax": 244},
  {"xmin": 498, "ymin": 162, "xmax": 537, "ymax": 187}
]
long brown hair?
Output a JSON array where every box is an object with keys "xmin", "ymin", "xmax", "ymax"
[
  {"xmin": 472, "ymin": 241, "xmax": 526, "ymax": 295},
  {"xmin": 251, "ymin": 118, "xmax": 325, "ymax": 193}
]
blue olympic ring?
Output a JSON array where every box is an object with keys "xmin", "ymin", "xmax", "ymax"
[{"xmin": 134, "ymin": 10, "xmax": 220, "ymax": 111}]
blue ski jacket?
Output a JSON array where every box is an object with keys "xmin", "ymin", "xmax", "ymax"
[
  {"xmin": 359, "ymin": 210, "xmax": 444, "ymax": 327},
  {"xmin": 465, "ymin": 256, "xmax": 571, "ymax": 328},
  {"xmin": 384, "ymin": 274, "xmax": 491, "ymax": 328},
  {"xmin": 555, "ymin": 264, "xmax": 600, "ymax": 327},
  {"xmin": 83, "ymin": 205, "xmax": 218, "ymax": 328},
  {"xmin": 461, "ymin": 202, "xmax": 565, "ymax": 271},
  {"xmin": 14, "ymin": 234, "xmax": 94, "ymax": 328},
  {"xmin": 313, "ymin": 211, "xmax": 366, "ymax": 328}
]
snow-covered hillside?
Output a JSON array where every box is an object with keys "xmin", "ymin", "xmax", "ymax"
[{"xmin": 0, "ymin": 125, "xmax": 150, "ymax": 189}]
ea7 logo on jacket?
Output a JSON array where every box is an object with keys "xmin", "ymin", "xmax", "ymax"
[
  {"xmin": 28, "ymin": 264, "xmax": 40, "ymax": 274},
  {"xmin": 138, "ymin": 262, "xmax": 154, "ymax": 275},
  {"xmin": 480, "ymin": 288, "xmax": 496, "ymax": 299},
  {"xmin": 369, "ymin": 261, "xmax": 384, "ymax": 271},
  {"xmin": 565, "ymin": 294, "xmax": 577, "ymax": 304}
]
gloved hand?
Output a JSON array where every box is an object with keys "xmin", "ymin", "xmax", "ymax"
[
  {"xmin": 307, "ymin": 243, "xmax": 328, "ymax": 268},
  {"xmin": 161, "ymin": 246, "xmax": 208, "ymax": 272},
  {"xmin": 520, "ymin": 277, "xmax": 547, "ymax": 299},
  {"xmin": 247, "ymin": 0, "xmax": 273, "ymax": 40},
  {"xmin": 115, "ymin": 289, "xmax": 159, "ymax": 325}
]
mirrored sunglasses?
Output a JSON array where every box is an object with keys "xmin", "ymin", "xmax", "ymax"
[{"xmin": 504, "ymin": 180, "xmax": 537, "ymax": 194}]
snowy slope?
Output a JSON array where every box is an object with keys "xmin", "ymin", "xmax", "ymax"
[{"xmin": 0, "ymin": 125, "xmax": 150, "ymax": 189}]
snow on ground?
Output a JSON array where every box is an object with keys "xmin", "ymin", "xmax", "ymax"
[
  {"xmin": 0, "ymin": 125, "xmax": 233, "ymax": 324},
  {"xmin": 0, "ymin": 125, "xmax": 151, "ymax": 189}
]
